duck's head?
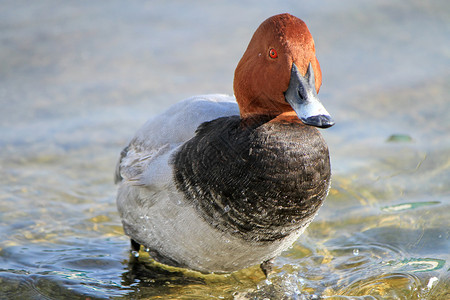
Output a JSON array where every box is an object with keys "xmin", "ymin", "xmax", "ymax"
[{"xmin": 233, "ymin": 13, "xmax": 334, "ymax": 128}]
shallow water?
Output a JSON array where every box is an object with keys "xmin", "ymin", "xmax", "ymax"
[{"xmin": 1, "ymin": 1, "xmax": 449, "ymax": 299}]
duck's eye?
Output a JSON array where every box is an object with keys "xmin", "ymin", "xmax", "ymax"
[{"xmin": 269, "ymin": 48, "xmax": 278, "ymax": 59}]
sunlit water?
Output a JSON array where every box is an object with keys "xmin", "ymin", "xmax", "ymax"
[{"xmin": 1, "ymin": 1, "xmax": 449, "ymax": 299}]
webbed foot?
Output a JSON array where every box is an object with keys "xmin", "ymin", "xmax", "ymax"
[{"xmin": 260, "ymin": 258, "xmax": 275, "ymax": 277}]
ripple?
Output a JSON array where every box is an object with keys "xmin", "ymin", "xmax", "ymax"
[
  {"xmin": 389, "ymin": 258, "xmax": 446, "ymax": 273},
  {"xmin": 268, "ymin": 226, "xmax": 449, "ymax": 298},
  {"xmin": 381, "ymin": 201, "xmax": 441, "ymax": 213},
  {"xmin": 336, "ymin": 272, "xmax": 422, "ymax": 299}
]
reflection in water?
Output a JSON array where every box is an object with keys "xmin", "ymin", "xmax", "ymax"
[
  {"xmin": 121, "ymin": 258, "xmax": 206, "ymax": 299},
  {"xmin": 119, "ymin": 250, "xmax": 271, "ymax": 299}
]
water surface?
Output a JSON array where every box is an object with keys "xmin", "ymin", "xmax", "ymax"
[{"xmin": 1, "ymin": 1, "xmax": 449, "ymax": 299}]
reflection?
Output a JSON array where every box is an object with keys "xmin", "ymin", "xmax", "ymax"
[
  {"xmin": 120, "ymin": 256, "xmax": 206, "ymax": 298},
  {"xmin": 122, "ymin": 257, "xmax": 206, "ymax": 287},
  {"xmin": 119, "ymin": 254, "xmax": 265, "ymax": 298}
]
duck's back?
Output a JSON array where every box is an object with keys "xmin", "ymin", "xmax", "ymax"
[{"xmin": 114, "ymin": 94, "xmax": 239, "ymax": 185}]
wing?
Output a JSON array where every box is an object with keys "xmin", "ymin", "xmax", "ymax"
[{"xmin": 114, "ymin": 94, "xmax": 239, "ymax": 186}]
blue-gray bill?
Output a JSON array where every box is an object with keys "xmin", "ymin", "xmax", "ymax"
[{"xmin": 284, "ymin": 62, "xmax": 335, "ymax": 129}]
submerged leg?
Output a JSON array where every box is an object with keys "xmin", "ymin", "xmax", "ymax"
[
  {"xmin": 130, "ymin": 239, "xmax": 141, "ymax": 258},
  {"xmin": 260, "ymin": 259, "xmax": 275, "ymax": 277}
]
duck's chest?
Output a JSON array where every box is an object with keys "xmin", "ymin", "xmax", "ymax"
[{"xmin": 172, "ymin": 116, "xmax": 331, "ymax": 242}]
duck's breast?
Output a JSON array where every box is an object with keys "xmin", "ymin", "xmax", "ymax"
[{"xmin": 173, "ymin": 116, "xmax": 331, "ymax": 243}]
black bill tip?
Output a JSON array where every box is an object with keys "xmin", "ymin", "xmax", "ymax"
[{"xmin": 301, "ymin": 114, "xmax": 335, "ymax": 129}]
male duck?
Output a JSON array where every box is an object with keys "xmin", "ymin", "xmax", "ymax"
[{"xmin": 115, "ymin": 13, "xmax": 334, "ymax": 275}]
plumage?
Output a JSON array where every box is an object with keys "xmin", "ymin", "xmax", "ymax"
[{"xmin": 115, "ymin": 13, "xmax": 334, "ymax": 274}]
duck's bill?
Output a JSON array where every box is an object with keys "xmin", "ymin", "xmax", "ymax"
[{"xmin": 284, "ymin": 62, "xmax": 334, "ymax": 129}]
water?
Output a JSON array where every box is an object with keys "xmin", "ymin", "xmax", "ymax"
[{"xmin": 1, "ymin": 0, "xmax": 449, "ymax": 299}]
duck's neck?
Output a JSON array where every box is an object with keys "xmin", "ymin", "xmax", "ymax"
[{"xmin": 240, "ymin": 111, "xmax": 304, "ymax": 127}]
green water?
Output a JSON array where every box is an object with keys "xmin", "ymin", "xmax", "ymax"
[{"xmin": 1, "ymin": 1, "xmax": 449, "ymax": 299}]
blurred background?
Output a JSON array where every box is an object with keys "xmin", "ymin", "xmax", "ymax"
[{"xmin": 1, "ymin": 0, "xmax": 449, "ymax": 299}]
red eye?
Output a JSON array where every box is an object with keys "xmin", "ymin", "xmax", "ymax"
[{"xmin": 269, "ymin": 48, "xmax": 278, "ymax": 59}]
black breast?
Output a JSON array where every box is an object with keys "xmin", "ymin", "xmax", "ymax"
[{"xmin": 172, "ymin": 116, "xmax": 331, "ymax": 242}]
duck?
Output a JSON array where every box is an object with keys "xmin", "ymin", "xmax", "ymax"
[{"xmin": 115, "ymin": 13, "xmax": 334, "ymax": 275}]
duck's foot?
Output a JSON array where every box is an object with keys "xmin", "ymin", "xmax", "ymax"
[
  {"xmin": 130, "ymin": 239, "xmax": 141, "ymax": 258},
  {"xmin": 260, "ymin": 258, "xmax": 275, "ymax": 278}
]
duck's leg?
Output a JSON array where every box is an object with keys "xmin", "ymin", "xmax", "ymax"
[
  {"xmin": 260, "ymin": 258, "xmax": 275, "ymax": 277},
  {"xmin": 130, "ymin": 239, "xmax": 141, "ymax": 258}
]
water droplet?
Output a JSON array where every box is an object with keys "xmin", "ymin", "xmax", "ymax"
[
  {"xmin": 131, "ymin": 250, "xmax": 140, "ymax": 258},
  {"xmin": 224, "ymin": 205, "xmax": 230, "ymax": 213},
  {"xmin": 145, "ymin": 247, "xmax": 150, "ymax": 252},
  {"xmin": 353, "ymin": 248, "xmax": 359, "ymax": 256},
  {"xmin": 427, "ymin": 276, "xmax": 438, "ymax": 289}
]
